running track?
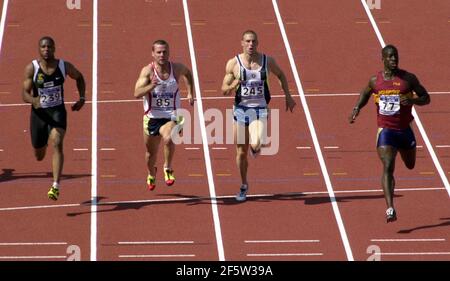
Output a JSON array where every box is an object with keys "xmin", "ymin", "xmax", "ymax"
[{"xmin": 0, "ymin": 0, "xmax": 449, "ymax": 261}]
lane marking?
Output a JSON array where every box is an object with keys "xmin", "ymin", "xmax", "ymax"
[
  {"xmin": 0, "ymin": 256, "xmax": 66, "ymax": 259},
  {"xmin": 0, "ymin": 0, "xmax": 9, "ymax": 56},
  {"xmin": 73, "ymin": 148, "xmax": 89, "ymax": 151},
  {"xmin": 91, "ymin": 0, "xmax": 99, "ymax": 262},
  {"xmin": 118, "ymin": 241, "xmax": 194, "ymax": 245},
  {"xmin": 185, "ymin": 147, "xmax": 200, "ymax": 150},
  {"xmin": 419, "ymin": 172, "xmax": 435, "ymax": 175},
  {"xmin": 436, "ymin": 145, "xmax": 450, "ymax": 148},
  {"xmin": 247, "ymin": 253, "xmax": 323, "ymax": 257},
  {"xmin": 100, "ymin": 175, "xmax": 116, "ymax": 178},
  {"xmin": 324, "ymin": 146, "xmax": 339, "ymax": 149},
  {"xmin": 183, "ymin": 0, "xmax": 225, "ymax": 261},
  {"xmin": 361, "ymin": 0, "xmax": 450, "ymax": 197},
  {"xmin": 0, "ymin": 149, "xmax": 4, "ymax": 152},
  {"xmin": 212, "ymin": 147, "xmax": 227, "ymax": 150},
  {"xmin": 0, "ymin": 186, "xmax": 445, "ymax": 212},
  {"xmin": 2, "ymin": 91, "xmax": 450, "ymax": 107},
  {"xmin": 188, "ymin": 173, "xmax": 203, "ymax": 177},
  {"xmin": 119, "ymin": 254, "xmax": 195, "ymax": 258},
  {"xmin": 245, "ymin": 240, "xmax": 320, "ymax": 243},
  {"xmin": 216, "ymin": 173, "xmax": 231, "ymax": 177},
  {"xmin": 296, "ymin": 146, "xmax": 311, "ymax": 149},
  {"xmin": 332, "ymin": 172, "xmax": 348, "ymax": 176},
  {"xmin": 304, "ymin": 172, "xmax": 319, "ymax": 176},
  {"xmin": 370, "ymin": 238, "xmax": 445, "ymax": 242},
  {"xmin": 376, "ymin": 252, "xmax": 450, "ymax": 256},
  {"xmin": 100, "ymin": 148, "xmax": 116, "ymax": 151},
  {"xmin": 272, "ymin": 0, "xmax": 353, "ymax": 261},
  {"xmin": 0, "ymin": 242, "xmax": 68, "ymax": 246}
]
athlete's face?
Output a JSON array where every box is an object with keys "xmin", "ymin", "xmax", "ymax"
[
  {"xmin": 39, "ymin": 39, "xmax": 55, "ymax": 60},
  {"xmin": 241, "ymin": 33, "xmax": 258, "ymax": 55},
  {"xmin": 382, "ymin": 48, "xmax": 399, "ymax": 71},
  {"xmin": 152, "ymin": 44, "xmax": 169, "ymax": 65}
]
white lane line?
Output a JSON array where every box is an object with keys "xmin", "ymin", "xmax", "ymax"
[
  {"xmin": 212, "ymin": 147, "xmax": 227, "ymax": 150},
  {"xmin": 272, "ymin": 0, "xmax": 353, "ymax": 261},
  {"xmin": 376, "ymin": 252, "xmax": 450, "ymax": 256},
  {"xmin": 247, "ymin": 253, "xmax": 323, "ymax": 257},
  {"xmin": 361, "ymin": 0, "xmax": 450, "ymax": 198},
  {"xmin": 245, "ymin": 240, "xmax": 320, "ymax": 243},
  {"xmin": 1, "ymin": 91, "xmax": 450, "ymax": 107},
  {"xmin": 100, "ymin": 148, "xmax": 115, "ymax": 151},
  {"xmin": 0, "ymin": 256, "xmax": 66, "ymax": 259},
  {"xmin": 182, "ymin": 0, "xmax": 225, "ymax": 261},
  {"xmin": 119, "ymin": 254, "xmax": 195, "ymax": 258},
  {"xmin": 118, "ymin": 241, "xmax": 194, "ymax": 245},
  {"xmin": 436, "ymin": 145, "xmax": 450, "ymax": 148},
  {"xmin": 91, "ymin": 0, "xmax": 99, "ymax": 262},
  {"xmin": 324, "ymin": 146, "xmax": 339, "ymax": 149},
  {"xmin": 185, "ymin": 147, "xmax": 200, "ymax": 150},
  {"xmin": 0, "ymin": 0, "xmax": 9, "ymax": 56},
  {"xmin": 0, "ymin": 242, "xmax": 68, "ymax": 246},
  {"xmin": 73, "ymin": 148, "xmax": 89, "ymax": 151},
  {"xmin": 371, "ymin": 238, "xmax": 445, "ymax": 242},
  {"xmin": 296, "ymin": 146, "xmax": 311, "ymax": 150},
  {"xmin": 0, "ymin": 149, "xmax": 4, "ymax": 152},
  {"xmin": 0, "ymin": 187, "xmax": 445, "ymax": 212}
]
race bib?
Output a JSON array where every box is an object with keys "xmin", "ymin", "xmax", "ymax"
[
  {"xmin": 379, "ymin": 95, "xmax": 400, "ymax": 116},
  {"xmin": 241, "ymin": 81, "xmax": 264, "ymax": 98},
  {"xmin": 151, "ymin": 92, "xmax": 174, "ymax": 110},
  {"xmin": 38, "ymin": 85, "xmax": 63, "ymax": 108}
]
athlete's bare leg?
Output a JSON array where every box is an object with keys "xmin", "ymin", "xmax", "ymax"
[
  {"xmin": 159, "ymin": 121, "xmax": 177, "ymax": 170},
  {"xmin": 49, "ymin": 128, "xmax": 65, "ymax": 184},
  {"xmin": 144, "ymin": 133, "xmax": 161, "ymax": 177},
  {"xmin": 234, "ymin": 122, "xmax": 249, "ymax": 185},
  {"xmin": 248, "ymin": 119, "xmax": 265, "ymax": 153},
  {"xmin": 377, "ymin": 145, "xmax": 397, "ymax": 208}
]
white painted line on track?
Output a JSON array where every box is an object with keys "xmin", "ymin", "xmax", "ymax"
[
  {"xmin": 0, "ymin": 0, "xmax": 9, "ymax": 56},
  {"xmin": 376, "ymin": 252, "xmax": 450, "ymax": 256},
  {"xmin": 73, "ymin": 148, "xmax": 89, "ymax": 151},
  {"xmin": 0, "ymin": 242, "xmax": 68, "ymax": 246},
  {"xmin": 185, "ymin": 147, "xmax": 200, "ymax": 150},
  {"xmin": 272, "ymin": 0, "xmax": 353, "ymax": 261},
  {"xmin": 371, "ymin": 238, "xmax": 445, "ymax": 242},
  {"xmin": 1, "ymin": 92, "xmax": 450, "ymax": 107},
  {"xmin": 182, "ymin": 0, "xmax": 225, "ymax": 261},
  {"xmin": 324, "ymin": 146, "xmax": 339, "ymax": 149},
  {"xmin": 119, "ymin": 254, "xmax": 195, "ymax": 258},
  {"xmin": 296, "ymin": 146, "xmax": 311, "ymax": 150},
  {"xmin": 0, "ymin": 187, "xmax": 445, "ymax": 212},
  {"xmin": 361, "ymin": 0, "xmax": 450, "ymax": 197},
  {"xmin": 212, "ymin": 147, "xmax": 227, "ymax": 150},
  {"xmin": 245, "ymin": 240, "xmax": 320, "ymax": 243},
  {"xmin": 247, "ymin": 253, "xmax": 323, "ymax": 257},
  {"xmin": 0, "ymin": 256, "xmax": 67, "ymax": 259},
  {"xmin": 100, "ymin": 148, "xmax": 116, "ymax": 151},
  {"xmin": 91, "ymin": 0, "xmax": 99, "ymax": 262},
  {"xmin": 118, "ymin": 241, "xmax": 194, "ymax": 245},
  {"xmin": 436, "ymin": 145, "xmax": 450, "ymax": 148}
]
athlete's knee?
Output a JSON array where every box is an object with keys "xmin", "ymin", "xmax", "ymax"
[
  {"xmin": 236, "ymin": 147, "xmax": 247, "ymax": 159},
  {"xmin": 405, "ymin": 161, "xmax": 415, "ymax": 170},
  {"xmin": 34, "ymin": 149, "xmax": 46, "ymax": 161}
]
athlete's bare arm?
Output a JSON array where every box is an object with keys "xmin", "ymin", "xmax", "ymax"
[
  {"xmin": 221, "ymin": 58, "xmax": 240, "ymax": 96},
  {"xmin": 174, "ymin": 63, "xmax": 194, "ymax": 106},
  {"xmin": 267, "ymin": 56, "xmax": 296, "ymax": 112},
  {"xmin": 65, "ymin": 61, "xmax": 86, "ymax": 111},
  {"xmin": 134, "ymin": 65, "xmax": 158, "ymax": 98},
  {"xmin": 401, "ymin": 73, "xmax": 430, "ymax": 106},
  {"xmin": 349, "ymin": 75, "xmax": 377, "ymax": 123},
  {"xmin": 22, "ymin": 63, "xmax": 40, "ymax": 109}
]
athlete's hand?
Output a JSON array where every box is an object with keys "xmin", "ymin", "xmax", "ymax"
[
  {"xmin": 187, "ymin": 94, "xmax": 194, "ymax": 106},
  {"xmin": 400, "ymin": 95, "xmax": 414, "ymax": 106},
  {"xmin": 32, "ymin": 97, "xmax": 41, "ymax": 109},
  {"xmin": 71, "ymin": 98, "xmax": 85, "ymax": 111},
  {"xmin": 285, "ymin": 94, "xmax": 296, "ymax": 112},
  {"xmin": 224, "ymin": 79, "xmax": 240, "ymax": 96},
  {"xmin": 349, "ymin": 107, "xmax": 360, "ymax": 123}
]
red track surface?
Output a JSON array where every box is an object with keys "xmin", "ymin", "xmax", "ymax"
[{"xmin": 0, "ymin": 0, "xmax": 449, "ymax": 261}]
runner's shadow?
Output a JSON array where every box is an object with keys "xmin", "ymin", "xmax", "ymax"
[
  {"xmin": 398, "ymin": 217, "xmax": 450, "ymax": 234},
  {"xmin": 0, "ymin": 168, "xmax": 91, "ymax": 183},
  {"xmin": 66, "ymin": 194, "xmax": 204, "ymax": 217}
]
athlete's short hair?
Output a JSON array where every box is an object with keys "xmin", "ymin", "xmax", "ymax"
[
  {"xmin": 382, "ymin": 44, "xmax": 398, "ymax": 57},
  {"xmin": 152, "ymin": 39, "xmax": 169, "ymax": 51},
  {"xmin": 39, "ymin": 36, "xmax": 55, "ymax": 47},
  {"xmin": 242, "ymin": 30, "xmax": 258, "ymax": 40}
]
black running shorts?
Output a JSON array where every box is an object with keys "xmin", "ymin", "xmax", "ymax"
[{"xmin": 30, "ymin": 105, "xmax": 67, "ymax": 149}]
